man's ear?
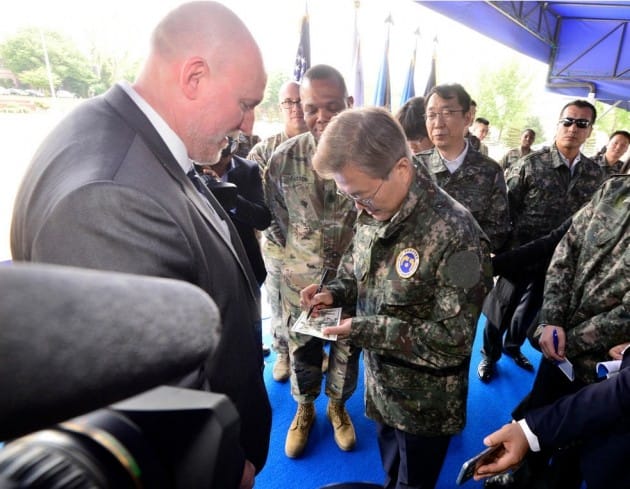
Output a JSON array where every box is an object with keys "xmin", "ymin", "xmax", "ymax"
[
  {"xmin": 463, "ymin": 109, "xmax": 474, "ymax": 128},
  {"xmin": 346, "ymin": 96, "xmax": 354, "ymax": 109},
  {"xmin": 181, "ymin": 57, "xmax": 208, "ymax": 99}
]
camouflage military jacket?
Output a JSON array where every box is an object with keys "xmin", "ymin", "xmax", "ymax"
[
  {"xmin": 500, "ymin": 147, "xmax": 527, "ymax": 173},
  {"xmin": 247, "ymin": 131, "xmax": 289, "ymax": 173},
  {"xmin": 540, "ymin": 175, "xmax": 630, "ymax": 383},
  {"xmin": 248, "ymin": 131, "xmax": 291, "ymax": 259},
  {"xmin": 326, "ymin": 165, "xmax": 492, "ymax": 436},
  {"xmin": 264, "ymin": 131, "xmax": 357, "ymax": 316},
  {"xmin": 506, "ymin": 144, "xmax": 603, "ymax": 245},
  {"xmin": 592, "ymin": 153, "xmax": 625, "ymax": 179},
  {"xmin": 417, "ymin": 147, "xmax": 511, "ymax": 252}
]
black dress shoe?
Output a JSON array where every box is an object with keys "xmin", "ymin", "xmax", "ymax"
[
  {"xmin": 504, "ymin": 349, "xmax": 534, "ymax": 372},
  {"xmin": 477, "ymin": 358, "xmax": 494, "ymax": 382}
]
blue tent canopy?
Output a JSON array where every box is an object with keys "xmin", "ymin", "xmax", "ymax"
[{"xmin": 416, "ymin": 1, "xmax": 630, "ymax": 109}]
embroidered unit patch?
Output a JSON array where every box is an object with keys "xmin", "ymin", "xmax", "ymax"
[{"xmin": 396, "ymin": 248, "xmax": 420, "ymax": 278}]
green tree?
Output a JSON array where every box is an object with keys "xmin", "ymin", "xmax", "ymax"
[
  {"xmin": 593, "ymin": 100, "xmax": 630, "ymax": 138},
  {"xmin": 0, "ymin": 27, "xmax": 96, "ymax": 96},
  {"xmin": 473, "ymin": 61, "xmax": 534, "ymax": 144},
  {"xmin": 523, "ymin": 115, "xmax": 545, "ymax": 143},
  {"xmin": 18, "ymin": 66, "xmax": 60, "ymax": 90},
  {"xmin": 85, "ymin": 37, "xmax": 142, "ymax": 96},
  {"xmin": 256, "ymin": 71, "xmax": 291, "ymax": 122}
]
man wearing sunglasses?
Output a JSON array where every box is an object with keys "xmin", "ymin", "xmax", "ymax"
[
  {"xmin": 478, "ymin": 100, "xmax": 605, "ymax": 386},
  {"xmin": 482, "ymin": 100, "xmax": 604, "ymax": 489}
]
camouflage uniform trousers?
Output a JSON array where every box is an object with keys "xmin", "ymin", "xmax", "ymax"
[
  {"xmin": 284, "ymin": 301, "xmax": 361, "ymax": 404},
  {"xmin": 262, "ymin": 239, "xmax": 287, "ymax": 354}
]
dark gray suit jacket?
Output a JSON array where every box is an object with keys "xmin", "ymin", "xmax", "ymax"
[{"xmin": 10, "ymin": 85, "xmax": 271, "ymax": 480}]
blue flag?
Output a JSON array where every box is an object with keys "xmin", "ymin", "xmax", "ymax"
[
  {"xmin": 373, "ymin": 14, "xmax": 392, "ymax": 110},
  {"xmin": 400, "ymin": 39, "xmax": 417, "ymax": 106},
  {"xmin": 293, "ymin": 13, "xmax": 311, "ymax": 82}
]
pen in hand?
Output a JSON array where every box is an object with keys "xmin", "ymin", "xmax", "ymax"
[{"xmin": 306, "ymin": 268, "xmax": 331, "ymax": 319}]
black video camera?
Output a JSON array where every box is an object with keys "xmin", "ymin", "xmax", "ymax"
[
  {"xmin": 0, "ymin": 263, "xmax": 241, "ymax": 488},
  {"xmin": 0, "ymin": 386, "xmax": 239, "ymax": 488}
]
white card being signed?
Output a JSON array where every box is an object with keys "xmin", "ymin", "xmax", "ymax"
[{"xmin": 291, "ymin": 307, "xmax": 341, "ymax": 341}]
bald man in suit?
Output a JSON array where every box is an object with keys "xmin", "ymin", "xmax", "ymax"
[{"xmin": 10, "ymin": 3, "xmax": 270, "ymax": 488}]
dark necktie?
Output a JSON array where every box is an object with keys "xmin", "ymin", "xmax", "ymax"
[{"xmin": 186, "ymin": 167, "xmax": 231, "ymax": 242}]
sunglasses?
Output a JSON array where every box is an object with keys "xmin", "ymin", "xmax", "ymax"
[{"xmin": 558, "ymin": 118, "xmax": 591, "ymax": 129}]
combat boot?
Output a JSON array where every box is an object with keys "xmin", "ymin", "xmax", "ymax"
[
  {"xmin": 285, "ymin": 402, "xmax": 315, "ymax": 458},
  {"xmin": 273, "ymin": 352, "xmax": 290, "ymax": 382},
  {"xmin": 326, "ymin": 401, "xmax": 356, "ymax": 451}
]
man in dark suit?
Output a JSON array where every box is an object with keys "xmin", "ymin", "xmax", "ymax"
[
  {"xmin": 196, "ymin": 135, "xmax": 271, "ymax": 287},
  {"xmin": 475, "ymin": 347, "xmax": 630, "ymax": 489},
  {"xmin": 10, "ymin": 3, "xmax": 270, "ymax": 488}
]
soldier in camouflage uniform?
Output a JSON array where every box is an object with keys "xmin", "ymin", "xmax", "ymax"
[
  {"xmin": 419, "ymin": 83, "xmax": 511, "ymax": 254},
  {"xmin": 477, "ymin": 100, "xmax": 605, "ymax": 384},
  {"xmin": 264, "ymin": 65, "xmax": 360, "ymax": 459},
  {"xmin": 248, "ymin": 80, "xmax": 308, "ymax": 382},
  {"xmin": 591, "ymin": 130, "xmax": 630, "ymax": 178},
  {"xmin": 494, "ymin": 174, "xmax": 630, "ymax": 489},
  {"xmin": 472, "ymin": 117, "xmax": 490, "ymax": 156},
  {"xmin": 302, "ymin": 108, "xmax": 492, "ymax": 489},
  {"xmin": 499, "ymin": 128, "xmax": 536, "ymax": 174},
  {"xmin": 536, "ymin": 174, "xmax": 630, "ymax": 383}
]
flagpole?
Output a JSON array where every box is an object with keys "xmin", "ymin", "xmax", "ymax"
[
  {"xmin": 424, "ymin": 36, "xmax": 438, "ymax": 96},
  {"xmin": 373, "ymin": 13, "xmax": 393, "ymax": 110},
  {"xmin": 400, "ymin": 27, "xmax": 420, "ymax": 106},
  {"xmin": 352, "ymin": 0, "xmax": 364, "ymax": 107}
]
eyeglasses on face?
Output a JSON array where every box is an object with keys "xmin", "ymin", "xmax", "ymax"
[
  {"xmin": 424, "ymin": 109, "xmax": 465, "ymax": 122},
  {"xmin": 558, "ymin": 117, "xmax": 591, "ymax": 129},
  {"xmin": 336, "ymin": 179, "xmax": 385, "ymax": 210},
  {"xmin": 280, "ymin": 98, "xmax": 301, "ymax": 109}
]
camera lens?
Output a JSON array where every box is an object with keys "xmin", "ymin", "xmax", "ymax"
[{"xmin": 0, "ymin": 409, "xmax": 169, "ymax": 489}]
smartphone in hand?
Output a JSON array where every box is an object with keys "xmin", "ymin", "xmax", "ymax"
[{"xmin": 456, "ymin": 445, "xmax": 503, "ymax": 485}]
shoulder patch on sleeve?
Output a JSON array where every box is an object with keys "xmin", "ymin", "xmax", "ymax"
[{"xmin": 444, "ymin": 250, "xmax": 481, "ymax": 288}]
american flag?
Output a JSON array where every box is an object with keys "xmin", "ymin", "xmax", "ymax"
[{"xmin": 293, "ymin": 13, "xmax": 311, "ymax": 82}]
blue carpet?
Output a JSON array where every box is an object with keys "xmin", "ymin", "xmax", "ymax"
[{"xmin": 256, "ymin": 314, "xmax": 541, "ymax": 489}]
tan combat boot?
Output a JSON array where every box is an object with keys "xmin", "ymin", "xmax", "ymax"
[
  {"xmin": 273, "ymin": 352, "xmax": 290, "ymax": 382},
  {"xmin": 285, "ymin": 402, "xmax": 315, "ymax": 458},
  {"xmin": 327, "ymin": 401, "xmax": 356, "ymax": 451}
]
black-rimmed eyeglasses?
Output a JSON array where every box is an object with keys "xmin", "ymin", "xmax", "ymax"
[
  {"xmin": 280, "ymin": 98, "xmax": 301, "ymax": 109},
  {"xmin": 558, "ymin": 117, "xmax": 591, "ymax": 129}
]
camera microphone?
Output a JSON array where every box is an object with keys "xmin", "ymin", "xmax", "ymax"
[{"xmin": 0, "ymin": 262, "xmax": 221, "ymax": 441}]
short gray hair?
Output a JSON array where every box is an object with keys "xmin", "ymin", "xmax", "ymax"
[{"xmin": 313, "ymin": 107, "xmax": 411, "ymax": 179}]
